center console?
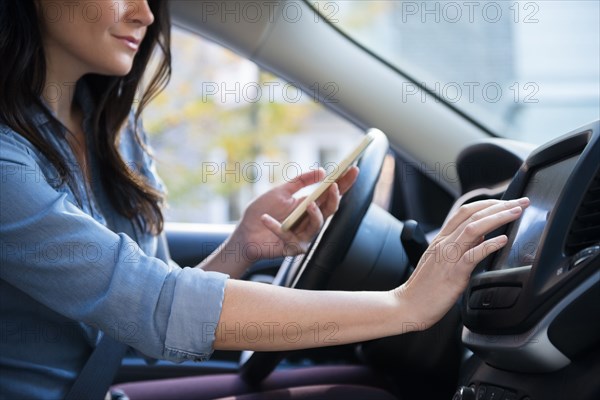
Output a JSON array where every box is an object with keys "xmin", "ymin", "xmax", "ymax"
[{"xmin": 454, "ymin": 121, "xmax": 600, "ymax": 399}]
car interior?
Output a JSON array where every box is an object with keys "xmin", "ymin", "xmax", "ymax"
[{"xmin": 113, "ymin": 1, "xmax": 600, "ymax": 399}]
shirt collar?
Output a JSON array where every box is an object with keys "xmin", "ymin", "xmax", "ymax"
[{"xmin": 29, "ymin": 79, "xmax": 96, "ymax": 128}]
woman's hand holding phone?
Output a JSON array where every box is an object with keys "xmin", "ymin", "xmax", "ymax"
[
  {"xmin": 280, "ymin": 129, "xmax": 376, "ymax": 231},
  {"xmin": 225, "ymin": 130, "xmax": 376, "ymax": 272}
]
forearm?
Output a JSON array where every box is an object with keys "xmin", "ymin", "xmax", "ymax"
[{"xmin": 213, "ymin": 279, "xmax": 415, "ymax": 351}]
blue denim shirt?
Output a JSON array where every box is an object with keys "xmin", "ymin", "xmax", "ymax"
[{"xmin": 0, "ymin": 83, "xmax": 229, "ymax": 399}]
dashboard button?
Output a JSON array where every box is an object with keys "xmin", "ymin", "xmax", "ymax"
[
  {"xmin": 469, "ymin": 287, "xmax": 521, "ymax": 309},
  {"xmin": 481, "ymin": 288, "xmax": 496, "ymax": 308},
  {"xmin": 469, "ymin": 288, "xmax": 497, "ymax": 309},
  {"xmin": 485, "ymin": 385, "xmax": 505, "ymax": 400}
]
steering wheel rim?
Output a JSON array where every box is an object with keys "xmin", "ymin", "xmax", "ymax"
[
  {"xmin": 291, "ymin": 129, "xmax": 389, "ymax": 290},
  {"xmin": 239, "ymin": 129, "xmax": 390, "ymax": 383}
]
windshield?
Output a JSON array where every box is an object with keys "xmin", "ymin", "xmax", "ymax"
[{"xmin": 314, "ymin": 1, "xmax": 600, "ymax": 144}]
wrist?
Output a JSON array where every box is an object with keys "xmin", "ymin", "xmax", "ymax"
[
  {"xmin": 229, "ymin": 223, "xmax": 268, "ymax": 264},
  {"xmin": 389, "ymin": 285, "xmax": 424, "ymax": 334}
]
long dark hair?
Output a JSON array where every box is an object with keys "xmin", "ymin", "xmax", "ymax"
[{"xmin": 0, "ymin": 0, "xmax": 171, "ymax": 235}]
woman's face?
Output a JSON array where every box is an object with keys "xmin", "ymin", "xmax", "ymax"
[{"xmin": 38, "ymin": 0, "xmax": 155, "ymax": 78}]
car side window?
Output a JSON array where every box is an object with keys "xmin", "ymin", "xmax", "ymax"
[{"xmin": 143, "ymin": 26, "xmax": 392, "ymax": 224}]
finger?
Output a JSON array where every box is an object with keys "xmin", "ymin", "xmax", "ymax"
[
  {"xmin": 319, "ymin": 183, "xmax": 341, "ymax": 219},
  {"xmin": 469, "ymin": 197, "xmax": 530, "ymax": 223},
  {"xmin": 446, "ymin": 197, "xmax": 530, "ymax": 241},
  {"xmin": 299, "ymin": 201, "xmax": 325, "ymax": 239},
  {"xmin": 336, "ymin": 166, "xmax": 359, "ymax": 195},
  {"xmin": 313, "ymin": 166, "xmax": 354, "ymax": 208},
  {"xmin": 311, "ymin": 183, "xmax": 339, "ymax": 220},
  {"xmin": 440, "ymin": 198, "xmax": 528, "ymax": 236},
  {"xmin": 454, "ymin": 206, "xmax": 523, "ymax": 247},
  {"xmin": 280, "ymin": 202, "xmax": 323, "ymax": 254},
  {"xmin": 440, "ymin": 200, "xmax": 503, "ymax": 235},
  {"xmin": 262, "ymin": 213, "xmax": 314, "ymax": 255},
  {"xmin": 261, "ymin": 213, "xmax": 293, "ymax": 241},
  {"xmin": 456, "ymin": 235, "xmax": 508, "ymax": 275},
  {"xmin": 286, "ymin": 194, "xmax": 325, "ymax": 232},
  {"xmin": 283, "ymin": 168, "xmax": 326, "ymax": 194}
]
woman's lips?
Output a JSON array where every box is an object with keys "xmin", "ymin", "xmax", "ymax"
[{"xmin": 113, "ymin": 35, "xmax": 141, "ymax": 51}]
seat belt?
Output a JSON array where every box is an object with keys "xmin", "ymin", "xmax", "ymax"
[{"xmin": 65, "ymin": 335, "xmax": 129, "ymax": 400}]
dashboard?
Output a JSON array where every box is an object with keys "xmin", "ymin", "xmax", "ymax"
[{"xmin": 455, "ymin": 121, "xmax": 600, "ymax": 399}]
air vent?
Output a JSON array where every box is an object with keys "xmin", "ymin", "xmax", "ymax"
[{"xmin": 566, "ymin": 168, "xmax": 600, "ymax": 255}]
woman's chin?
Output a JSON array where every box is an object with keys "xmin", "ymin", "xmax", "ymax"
[
  {"xmin": 109, "ymin": 64, "xmax": 135, "ymax": 77},
  {"xmin": 94, "ymin": 58, "xmax": 135, "ymax": 77}
]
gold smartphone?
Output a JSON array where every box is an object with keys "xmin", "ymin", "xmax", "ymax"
[{"xmin": 280, "ymin": 128, "xmax": 380, "ymax": 231}]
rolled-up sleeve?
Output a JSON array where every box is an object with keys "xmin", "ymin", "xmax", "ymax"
[{"xmin": 0, "ymin": 134, "xmax": 228, "ymax": 362}]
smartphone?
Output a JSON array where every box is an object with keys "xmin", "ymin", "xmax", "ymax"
[{"xmin": 280, "ymin": 128, "xmax": 380, "ymax": 232}]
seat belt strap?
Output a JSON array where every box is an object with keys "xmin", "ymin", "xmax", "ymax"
[{"xmin": 66, "ymin": 335, "xmax": 129, "ymax": 400}]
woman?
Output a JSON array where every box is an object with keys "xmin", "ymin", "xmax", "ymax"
[{"xmin": 0, "ymin": 1, "xmax": 529, "ymax": 398}]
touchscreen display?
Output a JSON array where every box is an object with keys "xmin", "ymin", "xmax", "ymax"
[{"xmin": 493, "ymin": 155, "xmax": 579, "ymax": 269}]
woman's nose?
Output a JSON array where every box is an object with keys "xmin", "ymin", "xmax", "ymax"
[{"xmin": 124, "ymin": 0, "xmax": 155, "ymax": 26}]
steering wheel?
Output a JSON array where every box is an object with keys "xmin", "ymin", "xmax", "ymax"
[{"xmin": 239, "ymin": 129, "xmax": 390, "ymax": 383}]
